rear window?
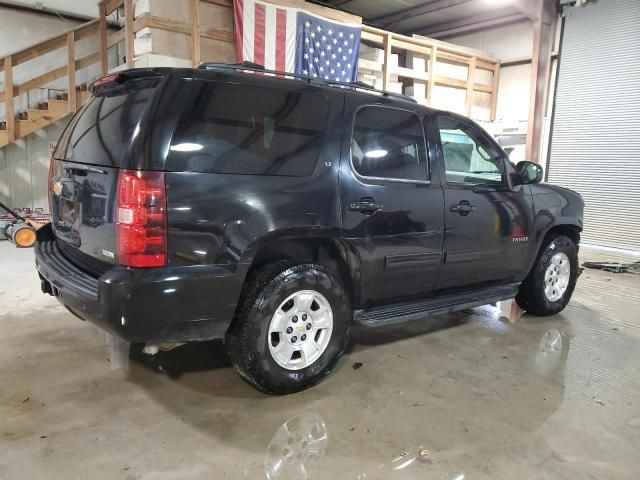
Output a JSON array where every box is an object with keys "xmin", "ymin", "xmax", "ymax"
[
  {"xmin": 166, "ymin": 81, "xmax": 329, "ymax": 176},
  {"xmin": 53, "ymin": 77, "xmax": 161, "ymax": 166}
]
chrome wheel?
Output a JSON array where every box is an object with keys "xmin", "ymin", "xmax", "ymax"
[
  {"xmin": 544, "ymin": 252, "xmax": 571, "ymax": 302},
  {"xmin": 268, "ymin": 290, "xmax": 333, "ymax": 370}
]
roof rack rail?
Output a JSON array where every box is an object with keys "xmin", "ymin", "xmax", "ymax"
[{"xmin": 198, "ymin": 62, "xmax": 418, "ymax": 104}]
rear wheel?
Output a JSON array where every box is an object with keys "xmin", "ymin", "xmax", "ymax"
[
  {"xmin": 516, "ymin": 234, "xmax": 578, "ymax": 316},
  {"xmin": 226, "ymin": 261, "xmax": 351, "ymax": 394}
]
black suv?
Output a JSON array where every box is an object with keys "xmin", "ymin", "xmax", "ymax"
[{"xmin": 36, "ymin": 64, "xmax": 584, "ymax": 394}]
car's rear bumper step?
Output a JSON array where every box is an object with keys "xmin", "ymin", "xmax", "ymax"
[{"xmin": 354, "ymin": 283, "xmax": 520, "ymax": 327}]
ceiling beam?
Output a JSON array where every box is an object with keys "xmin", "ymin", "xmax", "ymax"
[
  {"xmin": 370, "ymin": 0, "xmax": 474, "ymax": 28},
  {"xmin": 510, "ymin": 0, "xmax": 541, "ymax": 20},
  {"xmin": 410, "ymin": 7, "xmax": 529, "ymax": 39}
]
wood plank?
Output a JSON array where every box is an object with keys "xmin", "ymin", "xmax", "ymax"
[
  {"xmin": 67, "ymin": 32, "xmax": 77, "ymax": 113},
  {"xmin": 124, "ymin": 0, "xmax": 134, "ymax": 68},
  {"xmin": 490, "ymin": 62, "xmax": 501, "ymax": 122},
  {"xmin": 436, "ymin": 50, "xmax": 470, "ymax": 66},
  {"xmin": 391, "ymin": 37, "xmax": 431, "ymax": 56},
  {"xmin": 104, "ymin": 0, "xmax": 123, "ymax": 15},
  {"xmin": 434, "ymin": 76, "xmax": 493, "ymax": 93},
  {"xmin": 382, "ymin": 33, "xmax": 392, "ymax": 91},
  {"xmin": 12, "ymin": 53, "xmax": 97, "ymax": 99},
  {"xmin": 435, "ymin": 76, "xmax": 467, "ymax": 89},
  {"xmin": 358, "ymin": 58, "xmax": 382, "ymax": 72},
  {"xmin": 428, "ymin": 46, "xmax": 437, "ymax": 105},
  {"xmin": 74, "ymin": 20, "xmax": 100, "ymax": 41},
  {"xmin": 411, "ymin": 33, "xmax": 497, "ymax": 63},
  {"xmin": 12, "ymin": 36, "xmax": 66, "ymax": 66},
  {"xmin": 393, "ymin": 66, "xmax": 429, "ymax": 81},
  {"xmin": 466, "ymin": 56, "xmax": 476, "ymax": 116},
  {"xmin": 99, "ymin": 2, "xmax": 108, "ymax": 74},
  {"xmin": 362, "ymin": 27, "xmax": 497, "ymax": 64},
  {"xmin": 192, "ymin": 0, "xmax": 201, "ymax": 67},
  {"xmin": 136, "ymin": 16, "xmax": 192, "ymax": 35},
  {"xmin": 107, "ymin": 29, "xmax": 125, "ymax": 48},
  {"xmin": 5, "ymin": 20, "xmax": 98, "ymax": 67},
  {"xmin": 77, "ymin": 52, "xmax": 100, "ymax": 71},
  {"xmin": 15, "ymin": 66, "xmax": 67, "ymax": 96},
  {"xmin": 361, "ymin": 29, "xmax": 385, "ymax": 46},
  {"xmin": 476, "ymin": 59, "xmax": 495, "ymax": 71},
  {"xmin": 4, "ymin": 56, "xmax": 15, "ymax": 143},
  {"xmin": 201, "ymin": 0, "xmax": 233, "ymax": 6},
  {"xmin": 200, "ymin": 26, "xmax": 235, "ymax": 43}
]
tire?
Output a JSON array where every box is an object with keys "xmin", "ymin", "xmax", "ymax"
[
  {"xmin": 516, "ymin": 234, "xmax": 578, "ymax": 316},
  {"xmin": 226, "ymin": 261, "xmax": 352, "ymax": 394}
]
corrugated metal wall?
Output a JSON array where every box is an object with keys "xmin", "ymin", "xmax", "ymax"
[{"xmin": 548, "ymin": 0, "xmax": 640, "ymax": 251}]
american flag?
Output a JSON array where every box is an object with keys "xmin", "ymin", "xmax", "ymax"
[{"xmin": 233, "ymin": 0, "xmax": 361, "ymax": 81}]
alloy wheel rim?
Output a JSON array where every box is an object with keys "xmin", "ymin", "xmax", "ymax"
[
  {"xmin": 268, "ymin": 290, "xmax": 333, "ymax": 370},
  {"xmin": 544, "ymin": 252, "xmax": 571, "ymax": 302}
]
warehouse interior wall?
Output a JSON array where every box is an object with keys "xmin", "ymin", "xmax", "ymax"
[
  {"xmin": 0, "ymin": 7, "xmax": 86, "ymax": 211},
  {"xmin": 446, "ymin": 22, "xmax": 534, "ymax": 162},
  {"xmin": 446, "ymin": 20, "xmax": 561, "ymax": 164},
  {"xmin": 0, "ymin": 121, "xmax": 68, "ymax": 211}
]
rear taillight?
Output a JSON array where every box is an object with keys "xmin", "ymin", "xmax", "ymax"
[
  {"xmin": 90, "ymin": 74, "xmax": 120, "ymax": 93},
  {"xmin": 115, "ymin": 169, "xmax": 167, "ymax": 268}
]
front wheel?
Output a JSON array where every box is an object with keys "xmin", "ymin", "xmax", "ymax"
[
  {"xmin": 516, "ymin": 234, "xmax": 579, "ymax": 316},
  {"xmin": 226, "ymin": 261, "xmax": 351, "ymax": 394}
]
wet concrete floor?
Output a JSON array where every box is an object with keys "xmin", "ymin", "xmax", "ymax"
[{"xmin": 1, "ymin": 241, "xmax": 639, "ymax": 479}]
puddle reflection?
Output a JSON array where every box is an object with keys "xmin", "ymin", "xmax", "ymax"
[{"xmin": 262, "ymin": 413, "xmax": 328, "ymax": 480}]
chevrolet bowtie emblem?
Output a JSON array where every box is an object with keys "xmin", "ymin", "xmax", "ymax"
[{"xmin": 52, "ymin": 181, "xmax": 63, "ymax": 196}]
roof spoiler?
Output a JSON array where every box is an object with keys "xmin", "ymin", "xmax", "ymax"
[
  {"xmin": 89, "ymin": 68, "xmax": 168, "ymax": 94},
  {"xmin": 198, "ymin": 62, "xmax": 418, "ymax": 104}
]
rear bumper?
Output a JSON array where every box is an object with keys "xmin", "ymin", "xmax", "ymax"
[{"xmin": 35, "ymin": 225, "xmax": 243, "ymax": 343}]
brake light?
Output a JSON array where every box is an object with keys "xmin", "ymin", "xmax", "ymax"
[
  {"xmin": 90, "ymin": 74, "xmax": 120, "ymax": 93},
  {"xmin": 115, "ymin": 170, "xmax": 167, "ymax": 268}
]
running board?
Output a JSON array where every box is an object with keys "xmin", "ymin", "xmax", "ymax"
[{"xmin": 354, "ymin": 283, "xmax": 520, "ymax": 328}]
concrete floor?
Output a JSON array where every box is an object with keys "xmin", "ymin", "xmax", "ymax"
[{"xmin": 1, "ymin": 241, "xmax": 639, "ymax": 480}]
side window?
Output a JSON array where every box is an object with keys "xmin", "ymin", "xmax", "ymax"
[
  {"xmin": 438, "ymin": 116, "xmax": 505, "ymax": 186},
  {"xmin": 351, "ymin": 106, "xmax": 428, "ymax": 182},
  {"xmin": 167, "ymin": 81, "xmax": 329, "ymax": 176}
]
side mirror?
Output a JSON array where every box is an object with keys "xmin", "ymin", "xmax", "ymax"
[{"xmin": 515, "ymin": 161, "xmax": 543, "ymax": 185}]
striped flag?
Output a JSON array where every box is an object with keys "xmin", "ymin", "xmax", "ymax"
[{"xmin": 233, "ymin": 0, "xmax": 361, "ymax": 81}]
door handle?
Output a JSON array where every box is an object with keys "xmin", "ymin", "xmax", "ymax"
[
  {"xmin": 450, "ymin": 200, "xmax": 476, "ymax": 216},
  {"xmin": 349, "ymin": 197, "xmax": 383, "ymax": 215}
]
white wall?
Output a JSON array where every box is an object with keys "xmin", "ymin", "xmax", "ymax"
[{"xmin": 0, "ymin": 6, "xmax": 83, "ymax": 57}]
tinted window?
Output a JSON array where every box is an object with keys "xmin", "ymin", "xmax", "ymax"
[
  {"xmin": 54, "ymin": 77, "xmax": 160, "ymax": 166},
  {"xmin": 438, "ymin": 116, "xmax": 505, "ymax": 185},
  {"xmin": 166, "ymin": 81, "xmax": 329, "ymax": 176},
  {"xmin": 351, "ymin": 106, "xmax": 428, "ymax": 181}
]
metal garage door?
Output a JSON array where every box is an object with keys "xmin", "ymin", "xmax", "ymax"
[{"xmin": 547, "ymin": 0, "xmax": 640, "ymax": 251}]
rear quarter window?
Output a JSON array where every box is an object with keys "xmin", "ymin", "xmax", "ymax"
[{"xmin": 166, "ymin": 81, "xmax": 330, "ymax": 176}]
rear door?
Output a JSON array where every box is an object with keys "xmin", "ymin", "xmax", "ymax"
[
  {"xmin": 340, "ymin": 99, "xmax": 445, "ymax": 307},
  {"xmin": 434, "ymin": 114, "xmax": 533, "ymax": 289},
  {"xmin": 50, "ymin": 74, "xmax": 166, "ymax": 270}
]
